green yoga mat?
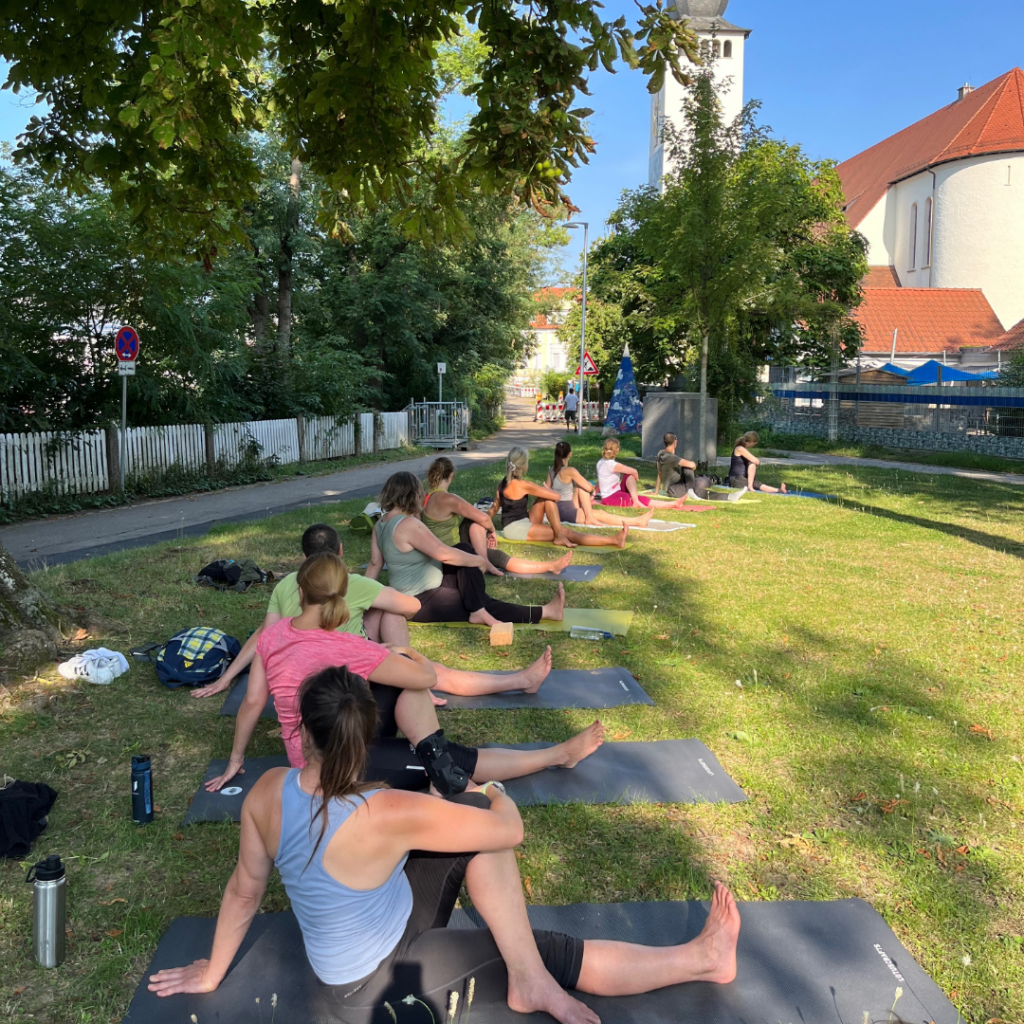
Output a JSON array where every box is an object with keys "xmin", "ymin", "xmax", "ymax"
[{"xmin": 410, "ymin": 607, "xmax": 634, "ymax": 636}]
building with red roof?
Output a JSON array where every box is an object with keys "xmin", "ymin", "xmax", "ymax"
[
  {"xmin": 521, "ymin": 287, "xmax": 577, "ymax": 378},
  {"xmin": 837, "ymin": 69, "xmax": 1024, "ymax": 343}
]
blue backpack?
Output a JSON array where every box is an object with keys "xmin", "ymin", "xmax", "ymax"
[{"xmin": 131, "ymin": 627, "xmax": 241, "ymax": 689}]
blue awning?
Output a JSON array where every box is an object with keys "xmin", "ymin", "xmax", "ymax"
[{"xmin": 904, "ymin": 360, "xmax": 997, "ymax": 384}]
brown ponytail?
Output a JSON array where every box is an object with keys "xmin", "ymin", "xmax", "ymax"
[
  {"xmin": 297, "ymin": 666, "xmax": 379, "ymax": 863},
  {"xmin": 296, "ymin": 552, "xmax": 350, "ymax": 631},
  {"xmin": 426, "ymin": 457, "xmax": 454, "ymax": 492},
  {"xmin": 735, "ymin": 431, "xmax": 759, "ymax": 449},
  {"xmin": 552, "ymin": 440, "xmax": 572, "ymax": 479}
]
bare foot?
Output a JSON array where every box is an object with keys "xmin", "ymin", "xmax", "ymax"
[
  {"xmin": 540, "ymin": 583, "xmax": 566, "ymax": 621},
  {"xmin": 780, "ymin": 483, "xmax": 787, "ymax": 494},
  {"xmin": 553, "ymin": 534, "xmax": 578, "ymax": 549},
  {"xmin": 556, "ymin": 720, "xmax": 605, "ymax": 768},
  {"xmin": 469, "ymin": 608, "xmax": 500, "ymax": 627},
  {"xmin": 518, "ymin": 646, "xmax": 552, "ymax": 693},
  {"xmin": 549, "ymin": 551, "xmax": 574, "ymax": 574},
  {"xmin": 634, "ymin": 509, "xmax": 654, "ymax": 527},
  {"xmin": 429, "ymin": 690, "xmax": 448, "ymax": 707},
  {"xmin": 508, "ymin": 970, "xmax": 601, "ymax": 1024},
  {"xmin": 614, "ymin": 526, "xmax": 629, "ymax": 548},
  {"xmin": 687, "ymin": 881, "xmax": 741, "ymax": 983}
]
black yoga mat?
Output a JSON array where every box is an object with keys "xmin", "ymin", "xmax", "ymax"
[
  {"xmin": 504, "ymin": 563, "xmax": 603, "ymax": 582},
  {"xmin": 123, "ymin": 899, "xmax": 959, "ymax": 1024},
  {"xmin": 218, "ymin": 672, "xmax": 276, "ymax": 719},
  {"xmin": 440, "ymin": 667, "xmax": 652, "ymax": 710},
  {"xmin": 482, "ymin": 739, "xmax": 746, "ymax": 806},
  {"xmin": 182, "ymin": 742, "xmax": 429, "ymax": 824}
]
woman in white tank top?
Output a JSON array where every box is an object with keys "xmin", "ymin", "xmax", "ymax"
[
  {"xmin": 147, "ymin": 666, "xmax": 743, "ymax": 1022},
  {"xmin": 595, "ymin": 437, "xmax": 690, "ymax": 510}
]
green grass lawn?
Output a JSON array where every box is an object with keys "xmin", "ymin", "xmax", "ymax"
[{"xmin": 3, "ymin": 435, "xmax": 1024, "ymax": 1023}]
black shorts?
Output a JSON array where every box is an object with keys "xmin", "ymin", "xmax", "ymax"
[
  {"xmin": 320, "ymin": 794, "xmax": 583, "ymax": 1022},
  {"xmin": 456, "ymin": 518, "xmax": 511, "ymax": 572},
  {"xmin": 565, "ymin": 409, "xmax": 577, "ymax": 424}
]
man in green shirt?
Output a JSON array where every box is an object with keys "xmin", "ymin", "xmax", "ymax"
[{"xmin": 192, "ymin": 522, "xmax": 420, "ymax": 700}]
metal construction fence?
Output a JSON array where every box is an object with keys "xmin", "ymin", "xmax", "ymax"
[
  {"xmin": 761, "ymin": 383, "xmax": 1024, "ymax": 458},
  {"xmin": 405, "ymin": 401, "xmax": 470, "ymax": 449},
  {"xmin": 0, "ymin": 411, "xmax": 410, "ymax": 502}
]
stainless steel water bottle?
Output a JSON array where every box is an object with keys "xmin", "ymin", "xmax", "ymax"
[
  {"xmin": 26, "ymin": 854, "xmax": 66, "ymax": 968},
  {"xmin": 131, "ymin": 754, "xmax": 154, "ymax": 825}
]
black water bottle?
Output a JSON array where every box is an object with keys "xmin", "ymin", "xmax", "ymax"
[{"xmin": 131, "ymin": 754, "xmax": 154, "ymax": 825}]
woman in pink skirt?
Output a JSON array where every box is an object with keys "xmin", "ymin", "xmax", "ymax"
[{"xmin": 595, "ymin": 437, "xmax": 688, "ymax": 510}]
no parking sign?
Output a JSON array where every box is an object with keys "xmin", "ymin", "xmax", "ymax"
[{"xmin": 116, "ymin": 326, "xmax": 140, "ymax": 376}]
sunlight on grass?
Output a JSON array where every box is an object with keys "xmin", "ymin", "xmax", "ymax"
[{"xmin": 2, "ymin": 434, "xmax": 1023, "ymax": 1022}]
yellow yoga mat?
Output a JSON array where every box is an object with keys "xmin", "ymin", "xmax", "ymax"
[{"xmin": 411, "ymin": 608, "xmax": 634, "ymax": 636}]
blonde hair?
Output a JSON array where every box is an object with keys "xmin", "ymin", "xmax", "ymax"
[
  {"xmin": 601, "ymin": 438, "xmax": 621, "ymax": 460},
  {"xmin": 506, "ymin": 447, "xmax": 529, "ymax": 480},
  {"xmin": 735, "ymin": 431, "xmax": 759, "ymax": 449},
  {"xmin": 425, "ymin": 457, "xmax": 454, "ymax": 492},
  {"xmin": 296, "ymin": 552, "xmax": 350, "ymax": 631}
]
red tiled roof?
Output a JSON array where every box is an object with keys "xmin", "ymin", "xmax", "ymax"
[
  {"xmin": 853, "ymin": 288, "xmax": 1004, "ymax": 354},
  {"xmin": 530, "ymin": 287, "xmax": 577, "ymax": 330},
  {"xmin": 992, "ymin": 316, "xmax": 1024, "ymax": 351},
  {"xmin": 862, "ymin": 265, "xmax": 902, "ymax": 288},
  {"xmin": 838, "ymin": 69, "xmax": 1024, "ymax": 227}
]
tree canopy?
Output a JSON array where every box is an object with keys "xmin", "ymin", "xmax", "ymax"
[{"xmin": 0, "ymin": 0, "xmax": 699, "ymax": 259}]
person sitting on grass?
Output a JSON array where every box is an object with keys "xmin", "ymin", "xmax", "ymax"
[
  {"xmin": 204, "ymin": 553, "xmax": 603, "ymax": 793},
  {"xmin": 493, "ymin": 447, "xmax": 630, "ymax": 551},
  {"xmin": 596, "ymin": 438, "xmax": 690, "ymax": 510},
  {"xmin": 192, "ymin": 522, "xmax": 420, "ymax": 702},
  {"xmin": 728, "ymin": 432, "xmax": 786, "ymax": 493},
  {"xmin": 656, "ymin": 433, "xmax": 698, "ymax": 498},
  {"xmin": 546, "ymin": 441, "xmax": 654, "ymax": 529},
  {"xmin": 149, "ymin": 664, "xmax": 742, "ymax": 1024},
  {"xmin": 369, "ymin": 472, "xmax": 566, "ymax": 626},
  {"xmin": 422, "ymin": 457, "xmax": 573, "ymax": 577}
]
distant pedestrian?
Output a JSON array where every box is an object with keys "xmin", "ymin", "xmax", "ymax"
[{"xmin": 563, "ymin": 388, "xmax": 579, "ymax": 429}]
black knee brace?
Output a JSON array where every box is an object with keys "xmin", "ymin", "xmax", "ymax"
[{"xmin": 414, "ymin": 730, "xmax": 470, "ymax": 797}]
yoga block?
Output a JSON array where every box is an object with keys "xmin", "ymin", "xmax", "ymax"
[{"xmin": 489, "ymin": 621, "xmax": 514, "ymax": 646}]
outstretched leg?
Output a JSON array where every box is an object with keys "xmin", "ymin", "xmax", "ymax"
[
  {"xmin": 474, "ymin": 519, "xmax": 573, "ymax": 575},
  {"xmin": 537, "ymin": 499, "xmax": 575, "ymax": 549},
  {"xmin": 432, "ymin": 646, "xmax": 552, "ymax": 696},
  {"xmin": 575, "ymin": 881, "xmax": 740, "ymax": 995},
  {"xmin": 473, "ymin": 720, "xmax": 605, "ymax": 781},
  {"xmin": 587, "ymin": 506, "xmax": 653, "ymax": 529},
  {"xmin": 563, "ymin": 525, "xmax": 629, "ymax": 549}
]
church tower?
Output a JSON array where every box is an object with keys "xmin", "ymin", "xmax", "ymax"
[{"xmin": 648, "ymin": 0, "xmax": 751, "ymax": 188}]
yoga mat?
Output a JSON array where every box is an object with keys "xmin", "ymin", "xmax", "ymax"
[
  {"xmin": 481, "ymin": 739, "xmax": 746, "ymax": 806},
  {"xmin": 218, "ymin": 673, "xmax": 276, "ymax": 719},
  {"xmin": 411, "ymin": 608, "xmax": 634, "ymax": 636},
  {"xmin": 498, "ymin": 535, "xmax": 633, "ymax": 551},
  {"xmin": 440, "ymin": 667, "xmax": 653, "ymax": 710},
  {"xmin": 504, "ymin": 563, "xmax": 604, "ymax": 582},
  {"xmin": 572, "ymin": 519, "xmax": 695, "ymax": 532},
  {"xmin": 183, "ymin": 741, "xmax": 428, "ymax": 824},
  {"xmin": 122, "ymin": 899, "xmax": 958, "ymax": 1024}
]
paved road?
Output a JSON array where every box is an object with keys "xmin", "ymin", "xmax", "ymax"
[{"xmin": 3, "ymin": 399, "xmax": 564, "ymax": 569}]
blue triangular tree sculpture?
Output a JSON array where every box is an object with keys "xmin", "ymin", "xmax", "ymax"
[{"xmin": 602, "ymin": 344, "xmax": 643, "ymax": 436}]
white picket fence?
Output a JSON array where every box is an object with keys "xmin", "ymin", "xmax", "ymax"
[{"xmin": 0, "ymin": 412, "xmax": 410, "ymax": 502}]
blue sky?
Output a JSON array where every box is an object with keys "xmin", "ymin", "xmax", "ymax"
[{"xmin": 2, "ymin": 0, "xmax": 1022, "ymax": 280}]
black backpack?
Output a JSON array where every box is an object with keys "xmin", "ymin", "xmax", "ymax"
[
  {"xmin": 196, "ymin": 559, "xmax": 270, "ymax": 592},
  {"xmin": 131, "ymin": 627, "xmax": 241, "ymax": 689}
]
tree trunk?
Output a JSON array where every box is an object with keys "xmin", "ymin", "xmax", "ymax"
[
  {"xmin": 276, "ymin": 157, "xmax": 302, "ymax": 368},
  {"xmin": 250, "ymin": 290, "xmax": 271, "ymax": 347},
  {"xmin": 698, "ymin": 328, "xmax": 709, "ymax": 468},
  {"xmin": 0, "ymin": 540, "xmax": 69, "ymax": 674}
]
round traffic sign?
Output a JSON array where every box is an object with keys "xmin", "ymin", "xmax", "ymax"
[{"xmin": 115, "ymin": 326, "xmax": 140, "ymax": 362}]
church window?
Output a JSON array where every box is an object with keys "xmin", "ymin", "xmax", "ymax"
[
  {"xmin": 724, "ymin": 40, "xmax": 733, "ymax": 58},
  {"xmin": 923, "ymin": 198, "xmax": 933, "ymax": 266},
  {"xmin": 908, "ymin": 203, "xmax": 918, "ymax": 270}
]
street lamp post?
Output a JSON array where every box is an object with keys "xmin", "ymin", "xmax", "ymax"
[{"xmin": 565, "ymin": 221, "xmax": 589, "ymax": 434}]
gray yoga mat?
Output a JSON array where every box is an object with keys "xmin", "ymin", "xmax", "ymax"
[
  {"xmin": 482, "ymin": 739, "xmax": 746, "ymax": 806},
  {"xmin": 122, "ymin": 900, "xmax": 959, "ymax": 1023},
  {"xmin": 505, "ymin": 563, "xmax": 603, "ymax": 582},
  {"xmin": 218, "ymin": 673, "xmax": 276, "ymax": 719},
  {"xmin": 183, "ymin": 742, "xmax": 429, "ymax": 824},
  {"xmin": 440, "ymin": 667, "xmax": 653, "ymax": 710}
]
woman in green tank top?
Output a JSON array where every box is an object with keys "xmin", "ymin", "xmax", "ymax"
[{"xmin": 422, "ymin": 458, "xmax": 573, "ymax": 578}]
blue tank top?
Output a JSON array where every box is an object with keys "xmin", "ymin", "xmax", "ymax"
[{"xmin": 274, "ymin": 770, "xmax": 413, "ymax": 984}]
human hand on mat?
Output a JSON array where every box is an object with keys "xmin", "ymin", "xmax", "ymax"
[
  {"xmin": 148, "ymin": 958, "xmax": 219, "ymax": 996},
  {"xmin": 430, "ymin": 691, "xmax": 448, "ymax": 707},
  {"xmin": 191, "ymin": 677, "xmax": 230, "ymax": 698},
  {"xmin": 205, "ymin": 756, "xmax": 245, "ymax": 792}
]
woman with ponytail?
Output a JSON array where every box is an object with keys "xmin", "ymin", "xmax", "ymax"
[
  {"xmin": 151, "ymin": 665, "xmax": 743, "ymax": 1020},
  {"xmin": 493, "ymin": 446, "xmax": 630, "ymax": 549},
  {"xmin": 207, "ymin": 552, "xmax": 604, "ymax": 793},
  {"xmin": 729, "ymin": 431, "xmax": 786, "ymax": 493},
  {"xmin": 369, "ymin": 471, "xmax": 568, "ymax": 625},
  {"xmin": 422, "ymin": 457, "xmax": 574, "ymax": 577},
  {"xmin": 596, "ymin": 437, "xmax": 691, "ymax": 510},
  {"xmin": 547, "ymin": 441, "xmax": 654, "ymax": 528}
]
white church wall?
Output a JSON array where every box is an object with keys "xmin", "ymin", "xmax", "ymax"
[
  {"xmin": 890, "ymin": 171, "xmax": 936, "ymax": 289},
  {"xmin": 931, "ymin": 153, "xmax": 1024, "ymax": 329},
  {"xmin": 649, "ymin": 29, "xmax": 747, "ymax": 186},
  {"xmin": 855, "ymin": 196, "xmax": 890, "ymax": 272}
]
